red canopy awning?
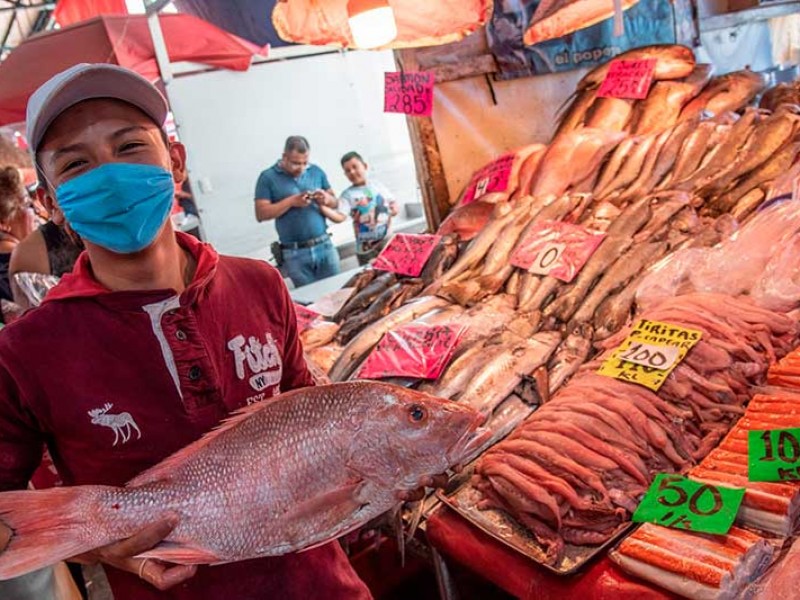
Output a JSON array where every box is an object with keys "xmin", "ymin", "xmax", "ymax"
[
  {"xmin": 53, "ymin": 0, "xmax": 128, "ymax": 27},
  {"xmin": 0, "ymin": 13, "xmax": 267, "ymax": 125}
]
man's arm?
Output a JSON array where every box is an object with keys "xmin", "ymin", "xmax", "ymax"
[
  {"xmin": 254, "ymin": 194, "xmax": 311, "ymax": 223},
  {"xmin": 9, "ymin": 230, "xmax": 50, "ymax": 310},
  {"xmin": 310, "ymin": 189, "xmax": 338, "ymax": 209},
  {"xmin": 318, "ymin": 204, "xmax": 347, "ymax": 223},
  {"xmin": 0, "ymin": 360, "xmax": 196, "ymax": 591}
]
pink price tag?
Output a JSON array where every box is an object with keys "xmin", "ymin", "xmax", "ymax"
[
  {"xmin": 461, "ymin": 154, "xmax": 515, "ymax": 206},
  {"xmin": 294, "ymin": 304, "xmax": 321, "ymax": 332},
  {"xmin": 597, "ymin": 59, "xmax": 657, "ymax": 100},
  {"xmin": 372, "ymin": 233, "xmax": 442, "ymax": 277},
  {"xmin": 510, "ymin": 221, "xmax": 605, "ymax": 283},
  {"xmin": 384, "ymin": 71, "xmax": 434, "ymax": 117},
  {"xmin": 357, "ymin": 324, "xmax": 465, "ymax": 380}
]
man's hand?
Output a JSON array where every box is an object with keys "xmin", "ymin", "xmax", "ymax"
[
  {"xmin": 396, "ymin": 474, "xmax": 449, "ymax": 502},
  {"xmin": 71, "ymin": 517, "xmax": 197, "ymax": 591},
  {"xmin": 288, "ymin": 193, "xmax": 313, "ymax": 209},
  {"xmin": 311, "ymin": 190, "xmax": 336, "ymax": 208}
]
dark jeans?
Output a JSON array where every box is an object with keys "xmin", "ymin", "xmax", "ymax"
[{"xmin": 281, "ymin": 238, "xmax": 341, "ymax": 287}]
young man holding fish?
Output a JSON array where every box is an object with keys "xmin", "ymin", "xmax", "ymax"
[{"xmin": 0, "ymin": 64, "xmax": 376, "ymax": 599}]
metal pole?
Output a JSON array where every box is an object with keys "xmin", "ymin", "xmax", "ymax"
[{"xmin": 146, "ymin": 7, "xmax": 172, "ymax": 84}]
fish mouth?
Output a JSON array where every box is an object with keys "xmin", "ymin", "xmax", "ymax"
[{"xmin": 447, "ymin": 415, "xmax": 493, "ymax": 467}]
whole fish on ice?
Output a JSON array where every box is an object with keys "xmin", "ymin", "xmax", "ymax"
[{"xmin": 0, "ymin": 382, "xmax": 487, "ymax": 580}]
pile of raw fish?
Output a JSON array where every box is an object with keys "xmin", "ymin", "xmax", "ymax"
[
  {"xmin": 470, "ymin": 295, "xmax": 798, "ymax": 563},
  {"xmin": 300, "ymin": 45, "xmax": 800, "ymax": 563},
  {"xmin": 313, "ymin": 45, "xmax": 799, "ymax": 381}
]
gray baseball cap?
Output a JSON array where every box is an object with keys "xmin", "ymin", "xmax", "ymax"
[{"xmin": 26, "ymin": 63, "xmax": 169, "ymax": 157}]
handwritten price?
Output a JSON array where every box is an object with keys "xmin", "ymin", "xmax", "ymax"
[
  {"xmin": 357, "ymin": 324, "xmax": 464, "ymax": 380},
  {"xmin": 384, "ymin": 71, "xmax": 434, "ymax": 117},
  {"xmin": 462, "ymin": 154, "xmax": 515, "ymax": 205},
  {"xmin": 618, "ymin": 341, "xmax": 680, "ymax": 371},
  {"xmin": 749, "ymin": 428, "xmax": 800, "ymax": 482},
  {"xmin": 372, "ymin": 233, "xmax": 441, "ymax": 277},
  {"xmin": 510, "ymin": 221, "xmax": 604, "ymax": 282},
  {"xmin": 597, "ymin": 59, "xmax": 657, "ymax": 100},
  {"xmin": 633, "ymin": 474, "xmax": 744, "ymax": 535}
]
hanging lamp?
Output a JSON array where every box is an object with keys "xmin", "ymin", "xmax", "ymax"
[{"xmin": 347, "ymin": 0, "xmax": 398, "ymax": 49}]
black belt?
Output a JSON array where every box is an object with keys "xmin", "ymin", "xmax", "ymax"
[{"xmin": 280, "ymin": 234, "xmax": 329, "ymax": 250}]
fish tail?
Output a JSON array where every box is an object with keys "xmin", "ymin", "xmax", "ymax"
[{"xmin": 0, "ymin": 487, "xmax": 105, "ymax": 580}]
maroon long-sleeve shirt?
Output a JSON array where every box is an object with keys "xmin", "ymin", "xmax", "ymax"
[{"xmin": 0, "ymin": 232, "xmax": 371, "ymax": 599}]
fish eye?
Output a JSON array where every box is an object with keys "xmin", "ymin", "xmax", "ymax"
[{"xmin": 408, "ymin": 404, "xmax": 427, "ymax": 423}]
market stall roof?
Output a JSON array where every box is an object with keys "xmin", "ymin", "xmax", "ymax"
[{"xmin": 0, "ymin": 12, "xmax": 266, "ymax": 125}]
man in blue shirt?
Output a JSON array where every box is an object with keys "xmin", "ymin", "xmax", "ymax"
[{"xmin": 255, "ymin": 136, "xmax": 343, "ymax": 287}]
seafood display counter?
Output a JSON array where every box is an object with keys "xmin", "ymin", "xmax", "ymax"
[
  {"xmin": 426, "ymin": 506, "xmax": 676, "ymax": 600},
  {"xmin": 300, "ymin": 43, "xmax": 800, "ymax": 599}
]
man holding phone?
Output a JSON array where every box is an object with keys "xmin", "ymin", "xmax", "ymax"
[{"xmin": 255, "ymin": 136, "xmax": 343, "ymax": 287}]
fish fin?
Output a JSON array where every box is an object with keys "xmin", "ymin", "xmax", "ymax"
[
  {"xmin": 390, "ymin": 505, "xmax": 406, "ymax": 568},
  {"xmin": 127, "ymin": 400, "xmax": 280, "ymax": 487},
  {"xmin": 0, "ymin": 487, "xmax": 107, "ymax": 579},
  {"xmin": 290, "ymin": 480, "xmax": 367, "ymax": 524},
  {"xmin": 405, "ymin": 500, "xmax": 424, "ymax": 545},
  {"xmin": 139, "ymin": 542, "xmax": 222, "ymax": 564}
]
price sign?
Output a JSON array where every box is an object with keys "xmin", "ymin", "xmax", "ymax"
[
  {"xmin": 356, "ymin": 323, "xmax": 465, "ymax": 380},
  {"xmin": 597, "ymin": 59, "xmax": 657, "ymax": 100},
  {"xmin": 384, "ymin": 71, "xmax": 434, "ymax": 117},
  {"xmin": 528, "ymin": 242, "xmax": 566, "ymax": 276},
  {"xmin": 372, "ymin": 233, "xmax": 441, "ymax": 277},
  {"xmin": 616, "ymin": 342, "xmax": 681, "ymax": 371},
  {"xmin": 294, "ymin": 304, "xmax": 321, "ymax": 332},
  {"xmin": 748, "ymin": 428, "xmax": 800, "ymax": 482},
  {"xmin": 510, "ymin": 221, "xmax": 605, "ymax": 282},
  {"xmin": 461, "ymin": 154, "xmax": 515, "ymax": 205},
  {"xmin": 633, "ymin": 474, "xmax": 745, "ymax": 535},
  {"xmin": 597, "ymin": 319, "xmax": 702, "ymax": 392}
]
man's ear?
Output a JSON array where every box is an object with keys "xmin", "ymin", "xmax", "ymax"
[
  {"xmin": 37, "ymin": 187, "xmax": 65, "ymax": 226},
  {"xmin": 169, "ymin": 142, "xmax": 188, "ymax": 186}
]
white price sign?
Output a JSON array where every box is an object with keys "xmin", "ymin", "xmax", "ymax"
[
  {"xmin": 528, "ymin": 243, "xmax": 565, "ymax": 276},
  {"xmin": 618, "ymin": 341, "xmax": 681, "ymax": 371}
]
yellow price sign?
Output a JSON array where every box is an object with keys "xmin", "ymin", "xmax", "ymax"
[{"xmin": 597, "ymin": 319, "xmax": 702, "ymax": 391}]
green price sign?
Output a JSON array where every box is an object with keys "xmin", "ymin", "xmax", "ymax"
[
  {"xmin": 748, "ymin": 428, "xmax": 800, "ymax": 482},
  {"xmin": 632, "ymin": 474, "xmax": 745, "ymax": 535}
]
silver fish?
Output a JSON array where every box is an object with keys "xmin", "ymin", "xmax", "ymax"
[
  {"xmin": 457, "ymin": 332, "xmax": 562, "ymax": 419},
  {"xmin": 329, "ymin": 296, "xmax": 451, "ymax": 382},
  {"xmin": 547, "ymin": 324, "xmax": 593, "ymax": 395}
]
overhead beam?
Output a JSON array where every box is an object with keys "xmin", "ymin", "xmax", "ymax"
[
  {"xmin": 0, "ymin": 10, "xmax": 17, "ymax": 48},
  {"xmin": 0, "ymin": 2, "xmax": 54, "ymax": 11}
]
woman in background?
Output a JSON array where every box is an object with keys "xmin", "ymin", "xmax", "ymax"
[
  {"xmin": 0, "ymin": 167, "xmax": 36, "ymax": 301},
  {"xmin": 9, "ymin": 173, "xmax": 83, "ymax": 308}
]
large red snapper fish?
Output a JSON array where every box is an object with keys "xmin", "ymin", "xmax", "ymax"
[{"xmin": 0, "ymin": 382, "xmax": 488, "ymax": 579}]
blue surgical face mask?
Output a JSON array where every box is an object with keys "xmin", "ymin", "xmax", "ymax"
[{"xmin": 55, "ymin": 163, "xmax": 175, "ymax": 254}]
